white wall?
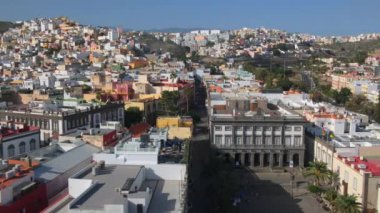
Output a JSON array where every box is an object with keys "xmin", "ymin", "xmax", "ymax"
[
  {"xmin": 0, "ymin": 173, "xmax": 33, "ymax": 205},
  {"xmin": 145, "ymin": 164, "xmax": 186, "ymax": 181},
  {"xmin": 68, "ymin": 178, "xmax": 93, "ymax": 198},
  {"xmin": 130, "ymin": 168, "xmax": 145, "ymax": 192},
  {"xmin": 104, "ymin": 204, "xmax": 127, "ymax": 213},
  {"xmin": 93, "ymin": 153, "xmax": 158, "ymax": 165},
  {"xmin": 2, "ymin": 131, "xmax": 40, "ymax": 159}
]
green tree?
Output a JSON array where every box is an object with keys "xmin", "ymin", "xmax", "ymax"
[
  {"xmin": 161, "ymin": 91, "xmax": 180, "ymax": 115},
  {"xmin": 124, "ymin": 107, "xmax": 143, "ymax": 127},
  {"xmin": 304, "ymin": 161, "xmax": 329, "ymax": 186},
  {"xmin": 277, "ymin": 77, "xmax": 293, "ymax": 91},
  {"xmin": 327, "ymin": 170, "xmax": 340, "ymax": 190},
  {"xmin": 82, "ymin": 84, "xmax": 92, "ymax": 93},
  {"xmin": 323, "ymin": 188, "xmax": 338, "ymax": 212},
  {"xmin": 205, "ymin": 41, "xmax": 215, "ymax": 47},
  {"xmin": 335, "ymin": 194, "xmax": 361, "ymax": 213},
  {"xmin": 310, "ymin": 91, "xmax": 323, "ymax": 102},
  {"xmin": 374, "ymin": 94, "xmax": 380, "ymax": 123},
  {"xmin": 338, "ymin": 88, "xmax": 352, "ymax": 105},
  {"xmin": 345, "ymin": 94, "xmax": 375, "ymax": 118},
  {"xmin": 354, "ymin": 51, "xmax": 368, "ymax": 64},
  {"xmin": 182, "ymin": 86, "xmax": 193, "ymax": 113}
]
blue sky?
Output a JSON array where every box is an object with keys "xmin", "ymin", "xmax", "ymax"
[{"xmin": 1, "ymin": 0, "xmax": 380, "ymax": 35}]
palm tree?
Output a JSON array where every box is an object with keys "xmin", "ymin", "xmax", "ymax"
[
  {"xmin": 304, "ymin": 161, "xmax": 329, "ymax": 186},
  {"xmin": 327, "ymin": 170, "xmax": 340, "ymax": 190},
  {"xmin": 170, "ymin": 72, "xmax": 177, "ymax": 83},
  {"xmin": 323, "ymin": 188, "xmax": 338, "ymax": 212},
  {"xmin": 334, "ymin": 194, "xmax": 361, "ymax": 213},
  {"xmin": 183, "ymin": 86, "xmax": 193, "ymax": 113}
]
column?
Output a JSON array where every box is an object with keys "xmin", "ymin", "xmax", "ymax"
[
  {"xmin": 49, "ymin": 119, "xmax": 53, "ymax": 131},
  {"xmin": 299, "ymin": 152, "xmax": 305, "ymax": 168},
  {"xmin": 279, "ymin": 152, "xmax": 284, "ymax": 167},
  {"xmin": 260, "ymin": 153, "xmax": 264, "ymax": 167},
  {"xmin": 288, "ymin": 152, "xmax": 293, "ymax": 165},
  {"xmin": 269, "ymin": 152, "xmax": 274, "ymax": 168},
  {"xmin": 250, "ymin": 153, "xmax": 255, "ymax": 168}
]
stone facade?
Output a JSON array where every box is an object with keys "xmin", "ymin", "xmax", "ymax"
[
  {"xmin": 210, "ymin": 116, "xmax": 308, "ymax": 169},
  {"xmin": 0, "ymin": 102, "xmax": 125, "ymax": 141}
]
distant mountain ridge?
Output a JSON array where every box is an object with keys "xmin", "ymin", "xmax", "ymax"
[
  {"xmin": 125, "ymin": 27, "xmax": 215, "ymax": 33},
  {"xmin": 0, "ymin": 21, "xmax": 16, "ymax": 33}
]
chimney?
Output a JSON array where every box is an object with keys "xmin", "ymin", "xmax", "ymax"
[
  {"xmin": 349, "ymin": 118, "xmax": 357, "ymax": 134},
  {"xmin": 28, "ymin": 156, "xmax": 32, "ymax": 168},
  {"xmin": 250, "ymin": 100, "xmax": 258, "ymax": 112},
  {"xmin": 355, "ymin": 144, "xmax": 360, "ymax": 156}
]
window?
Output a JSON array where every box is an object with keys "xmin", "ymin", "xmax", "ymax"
[
  {"xmin": 236, "ymin": 126, "xmax": 243, "ymax": 131},
  {"xmin": 118, "ymin": 108, "xmax": 124, "ymax": 119},
  {"xmin": 285, "ymin": 126, "xmax": 292, "ymax": 131},
  {"xmin": 264, "ymin": 127, "xmax": 272, "ymax": 131},
  {"xmin": 317, "ymin": 147, "xmax": 321, "ymax": 159},
  {"xmin": 19, "ymin": 142, "xmax": 26, "ymax": 154},
  {"xmin": 215, "ymin": 135, "xmax": 223, "ymax": 145},
  {"xmin": 274, "ymin": 136, "xmax": 281, "ymax": 145},
  {"xmin": 353, "ymin": 177, "xmax": 357, "ymax": 191},
  {"xmin": 294, "ymin": 126, "xmax": 302, "ymax": 131},
  {"xmin": 245, "ymin": 126, "xmax": 253, "ymax": 131},
  {"xmin": 225, "ymin": 126, "xmax": 232, "ymax": 131},
  {"xmin": 294, "ymin": 136, "xmax": 302, "ymax": 146},
  {"xmin": 255, "ymin": 136, "xmax": 262, "ymax": 145},
  {"xmin": 214, "ymin": 126, "xmax": 222, "ymax": 131},
  {"xmin": 285, "ymin": 136, "xmax": 292, "ymax": 146},
  {"xmin": 245, "ymin": 136, "xmax": 252, "ymax": 145},
  {"xmin": 30, "ymin": 139, "xmax": 36, "ymax": 151},
  {"xmin": 255, "ymin": 126, "xmax": 263, "ymax": 131},
  {"xmin": 274, "ymin": 126, "xmax": 281, "ymax": 131},
  {"xmin": 264, "ymin": 136, "xmax": 272, "ymax": 145},
  {"xmin": 236, "ymin": 136, "xmax": 243, "ymax": 145},
  {"xmin": 225, "ymin": 136, "xmax": 232, "ymax": 145},
  {"xmin": 344, "ymin": 171, "xmax": 349, "ymax": 182},
  {"xmin": 8, "ymin": 145, "xmax": 15, "ymax": 158}
]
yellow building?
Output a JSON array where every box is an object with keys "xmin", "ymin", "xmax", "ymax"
[
  {"xmin": 157, "ymin": 116, "xmax": 181, "ymax": 128},
  {"xmin": 333, "ymin": 153, "xmax": 380, "ymax": 212},
  {"xmin": 168, "ymin": 127, "xmax": 192, "ymax": 140},
  {"xmin": 156, "ymin": 116, "xmax": 193, "ymax": 139}
]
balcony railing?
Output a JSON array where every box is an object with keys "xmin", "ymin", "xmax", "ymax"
[{"xmin": 214, "ymin": 144, "xmax": 305, "ymax": 149}]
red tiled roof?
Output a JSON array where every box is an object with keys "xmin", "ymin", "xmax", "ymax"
[
  {"xmin": 128, "ymin": 123, "xmax": 151, "ymax": 137},
  {"xmin": 340, "ymin": 156, "xmax": 380, "ymax": 176},
  {"xmin": 0, "ymin": 160, "xmax": 39, "ymax": 189}
]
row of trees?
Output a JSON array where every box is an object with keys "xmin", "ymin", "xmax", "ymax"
[
  {"xmin": 310, "ymin": 86, "xmax": 380, "ymax": 123},
  {"xmin": 304, "ymin": 162, "xmax": 361, "ymax": 213},
  {"xmin": 243, "ymin": 62, "xmax": 306, "ymax": 91}
]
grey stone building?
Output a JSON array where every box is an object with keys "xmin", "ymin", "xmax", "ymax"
[
  {"xmin": 0, "ymin": 101, "xmax": 125, "ymax": 142},
  {"xmin": 209, "ymin": 97, "xmax": 308, "ymax": 169}
]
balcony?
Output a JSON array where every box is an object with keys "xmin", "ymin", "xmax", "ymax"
[{"xmin": 214, "ymin": 143, "xmax": 305, "ymax": 150}]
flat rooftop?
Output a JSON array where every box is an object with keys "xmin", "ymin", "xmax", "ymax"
[
  {"xmin": 33, "ymin": 144, "xmax": 100, "ymax": 183},
  {"xmin": 64, "ymin": 128, "xmax": 115, "ymax": 137},
  {"xmin": 71, "ymin": 165, "xmax": 143, "ymax": 210},
  {"xmin": 148, "ymin": 180, "xmax": 181, "ymax": 213}
]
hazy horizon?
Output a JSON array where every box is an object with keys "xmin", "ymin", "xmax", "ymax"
[{"xmin": 1, "ymin": 0, "xmax": 380, "ymax": 36}]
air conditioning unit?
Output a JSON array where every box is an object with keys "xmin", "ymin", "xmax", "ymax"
[
  {"xmin": 5, "ymin": 170, "xmax": 15, "ymax": 179},
  {"xmin": 357, "ymin": 164, "xmax": 366, "ymax": 170}
]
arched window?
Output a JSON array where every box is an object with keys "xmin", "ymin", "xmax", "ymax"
[
  {"xmin": 19, "ymin": 142, "xmax": 26, "ymax": 154},
  {"xmin": 8, "ymin": 145, "xmax": 15, "ymax": 158},
  {"xmin": 30, "ymin": 139, "xmax": 36, "ymax": 151}
]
